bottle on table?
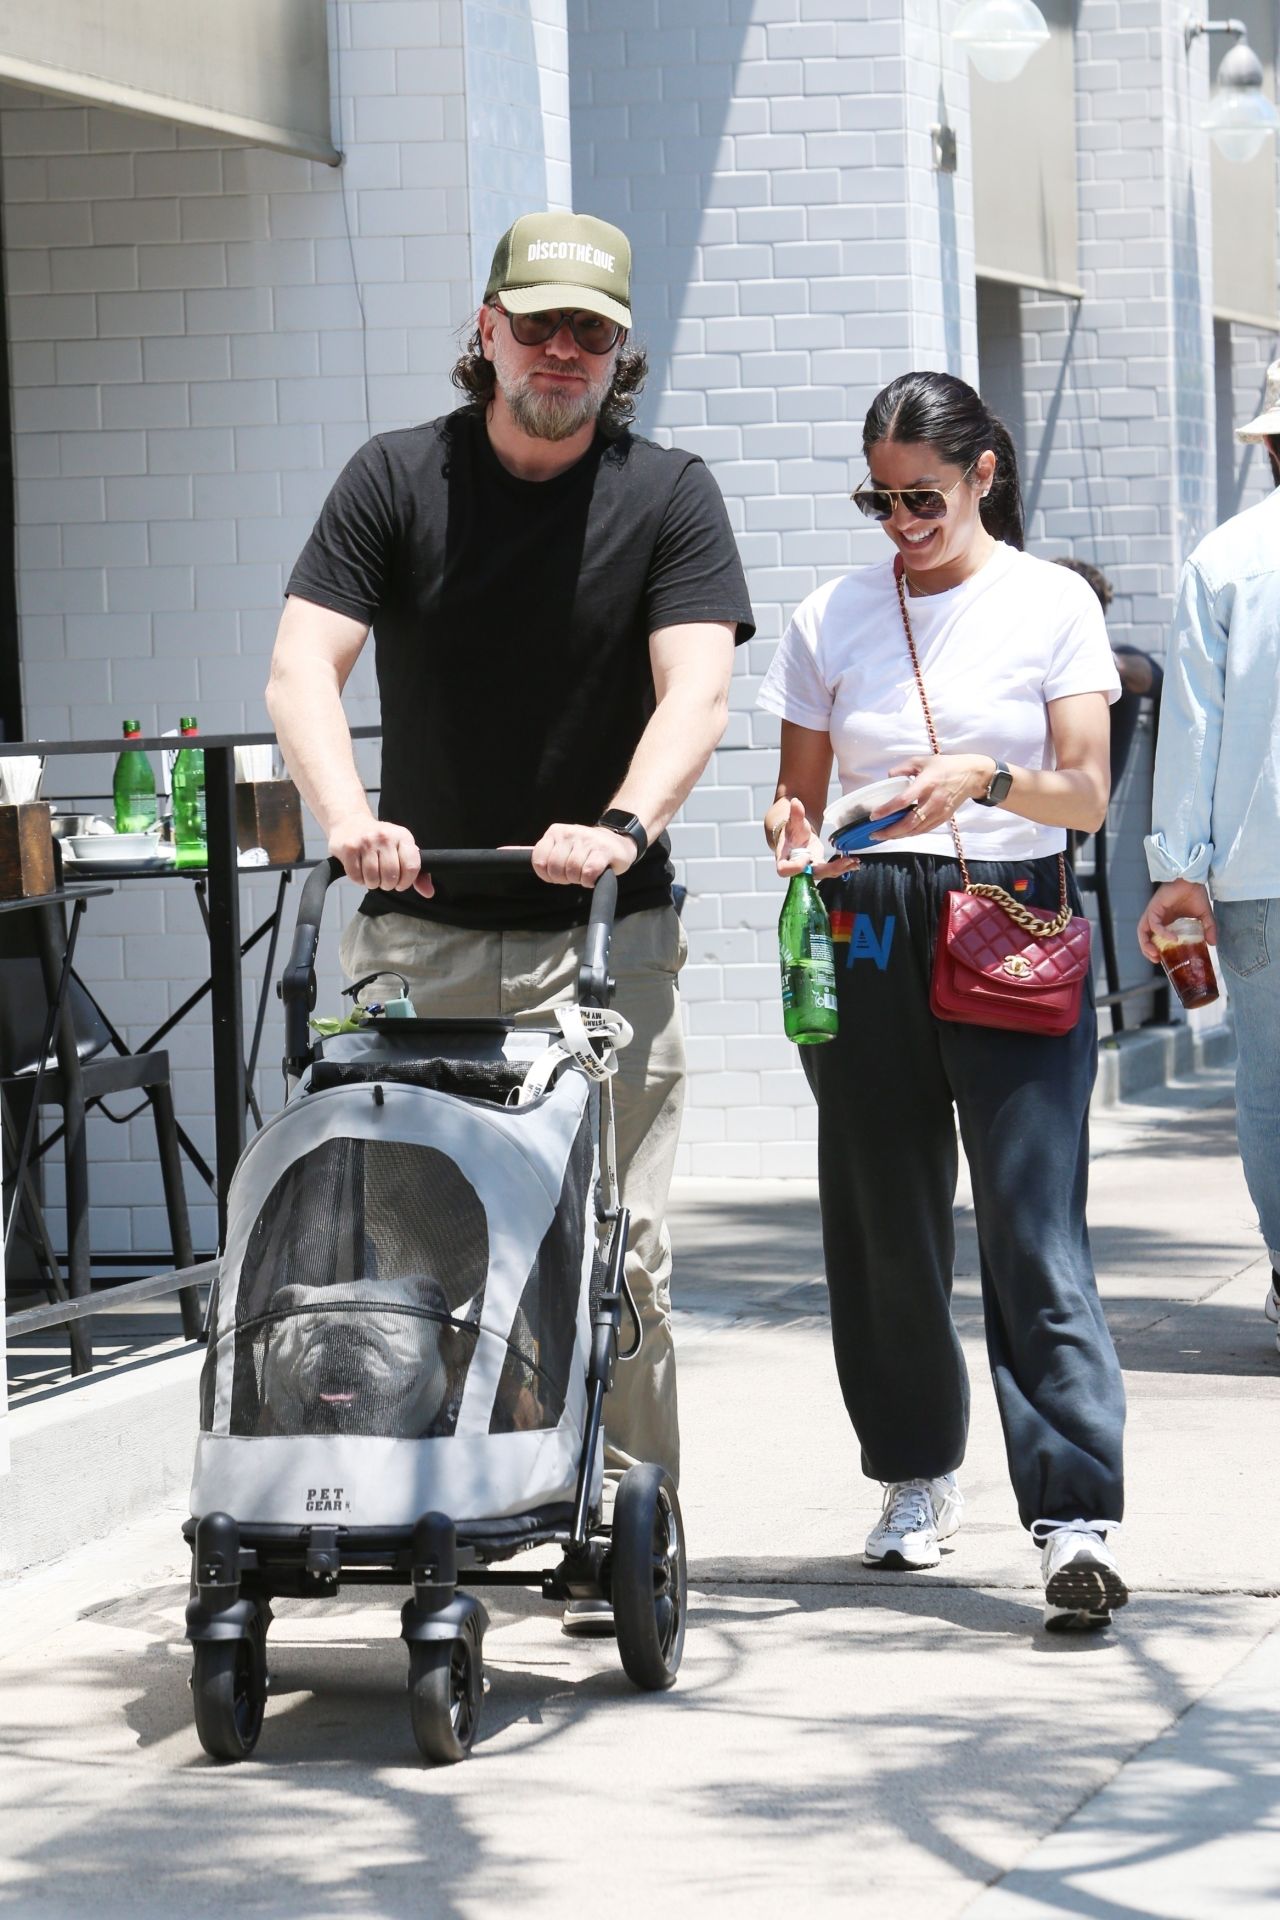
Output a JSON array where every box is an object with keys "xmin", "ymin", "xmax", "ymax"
[
  {"xmin": 172, "ymin": 715, "xmax": 207, "ymax": 870},
  {"xmin": 778, "ymin": 866, "xmax": 839, "ymax": 1045},
  {"xmin": 112, "ymin": 719, "xmax": 157, "ymax": 834}
]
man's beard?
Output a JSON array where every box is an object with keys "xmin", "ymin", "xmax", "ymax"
[{"xmin": 501, "ymin": 361, "xmax": 611, "ymax": 441}]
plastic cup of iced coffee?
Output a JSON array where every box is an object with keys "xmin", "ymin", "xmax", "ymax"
[{"xmin": 1153, "ymin": 915, "xmax": 1220, "ymax": 1011}]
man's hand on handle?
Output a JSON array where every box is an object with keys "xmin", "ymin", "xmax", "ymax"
[
  {"xmin": 528, "ymin": 822, "xmax": 640, "ymax": 888},
  {"xmin": 328, "ymin": 811, "xmax": 434, "ymax": 897},
  {"xmin": 326, "ymin": 813, "xmax": 642, "ymax": 894},
  {"xmin": 1137, "ymin": 879, "xmax": 1217, "ymax": 964}
]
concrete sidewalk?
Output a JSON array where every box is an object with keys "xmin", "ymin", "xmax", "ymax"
[{"xmin": 0, "ymin": 1063, "xmax": 1275, "ymax": 1917}]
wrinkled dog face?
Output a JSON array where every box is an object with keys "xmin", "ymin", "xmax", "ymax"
[{"xmin": 261, "ymin": 1275, "xmax": 466, "ymax": 1437}]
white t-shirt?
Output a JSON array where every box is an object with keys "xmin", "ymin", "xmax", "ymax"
[{"xmin": 757, "ymin": 543, "xmax": 1121, "ymax": 861}]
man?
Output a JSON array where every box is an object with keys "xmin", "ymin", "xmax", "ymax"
[
  {"xmin": 1053, "ymin": 558, "xmax": 1163, "ymax": 795},
  {"xmin": 266, "ymin": 213, "xmax": 754, "ymax": 1608},
  {"xmin": 1138, "ymin": 359, "xmax": 1280, "ymax": 1347}
]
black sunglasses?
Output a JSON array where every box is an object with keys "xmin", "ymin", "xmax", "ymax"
[
  {"xmin": 494, "ymin": 304, "xmax": 623, "ymax": 355},
  {"xmin": 851, "ymin": 463, "xmax": 977, "ymax": 522}
]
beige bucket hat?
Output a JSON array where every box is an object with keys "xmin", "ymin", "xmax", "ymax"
[{"xmin": 1237, "ymin": 358, "xmax": 1280, "ymax": 442}]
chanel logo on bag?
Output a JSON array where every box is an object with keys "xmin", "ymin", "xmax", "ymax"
[{"xmin": 1002, "ymin": 955, "xmax": 1033, "ymax": 979}]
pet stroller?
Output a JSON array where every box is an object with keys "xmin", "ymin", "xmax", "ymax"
[{"xmin": 184, "ymin": 851, "xmax": 686, "ymax": 1764}]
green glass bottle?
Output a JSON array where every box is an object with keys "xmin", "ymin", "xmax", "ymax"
[
  {"xmin": 778, "ymin": 866, "xmax": 839, "ymax": 1045},
  {"xmin": 112, "ymin": 719, "xmax": 157, "ymax": 833},
  {"xmin": 171, "ymin": 715, "xmax": 207, "ymax": 870}
]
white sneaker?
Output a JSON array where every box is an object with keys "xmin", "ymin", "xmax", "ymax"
[
  {"xmin": 1265, "ymin": 1273, "xmax": 1280, "ymax": 1352},
  {"xmin": 1033, "ymin": 1519, "xmax": 1128, "ymax": 1632},
  {"xmin": 561, "ymin": 1599, "xmax": 615, "ymax": 1638},
  {"xmin": 864, "ymin": 1475, "xmax": 963, "ymax": 1570}
]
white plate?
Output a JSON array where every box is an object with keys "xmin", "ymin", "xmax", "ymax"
[{"xmin": 821, "ymin": 777, "xmax": 912, "ymax": 849}]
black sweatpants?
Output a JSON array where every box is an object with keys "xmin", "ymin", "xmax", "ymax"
[{"xmin": 804, "ymin": 852, "xmax": 1125, "ymax": 1531}]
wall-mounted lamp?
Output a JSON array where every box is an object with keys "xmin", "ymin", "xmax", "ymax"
[
  {"xmin": 952, "ymin": 0, "xmax": 1050, "ymax": 85},
  {"xmin": 1185, "ymin": 16, "xmax": 1280, "ymax": 163}
]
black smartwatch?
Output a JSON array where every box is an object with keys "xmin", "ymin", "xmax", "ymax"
[
  {"xmin": 973, "ymin": 758, "xmax": 1013, "ymax": 808},
  {"xmin": 598, "ymin": 808, "xmax": 648, "ymax": 858}
]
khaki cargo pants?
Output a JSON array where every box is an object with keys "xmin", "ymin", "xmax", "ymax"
[{"xmin": 339, "ymin": 902, "xmax": 688, "ymax": 1485}]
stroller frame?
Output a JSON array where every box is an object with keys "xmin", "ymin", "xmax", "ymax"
[{"xmin": 184, "ymin": 852, "xmax": 686, "ymax": 1764}]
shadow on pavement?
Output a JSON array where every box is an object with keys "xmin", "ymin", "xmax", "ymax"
[
  {"xmin": 3, "ymin": 1568, "xmax": 1276, "ymax": 1917},
  {"xmin": 673, "ymin": 1194, "xmax": 1276, "ymax": 1380},
  {"xmin": 972, "ymin": 1691, "xmax": 1280, "ymax": 1919},
  {"xmin": 0, "ymin": 1581, "xmax": 616, "ymax": 1918},
  {"xmin": 1111, "ymin": 1299, "xmax": 1278, "ymax": 1377}
]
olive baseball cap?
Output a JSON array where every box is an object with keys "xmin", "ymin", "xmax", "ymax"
[{"xmin": 484, "ymin": 212, "xmax": 632, "ymax": 329}]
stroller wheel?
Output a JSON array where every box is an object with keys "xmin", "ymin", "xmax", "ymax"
[
  {"xmin": 611, "ymin": 1464, "xmax": 686, "ymax": 1691},
  {"xmin": 191, "ymin": 1615, "xmax": 267, "ymax": 1762},
  {"xmin": 408, "ymin": 1636, "xmax": 483, "ymax": 1764}
]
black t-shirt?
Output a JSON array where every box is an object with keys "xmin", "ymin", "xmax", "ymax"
[{"xmin": 287, "ymin": 409, "xmax": 754, "ymax": 929}]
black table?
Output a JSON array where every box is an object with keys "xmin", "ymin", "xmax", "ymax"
[
  {"xmin": 57, "ymin": 854, "xmax": 312, "ymax": 1225},
  {"xmin": 0, "ymin": 883, "xmax": 112, "ymax": 1372},
  {"xmin": 2, "ymin": 729, "xmax": 376, "ymax": 1243}
]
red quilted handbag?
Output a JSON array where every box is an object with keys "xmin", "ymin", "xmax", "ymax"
[
  {"xmin": 893, "ymin": 557, "xmax": 1093, "ymax": 1038},
  {"xmin": 930, "ymin": 885, "xmax": 1092, "ymax": 1035}
]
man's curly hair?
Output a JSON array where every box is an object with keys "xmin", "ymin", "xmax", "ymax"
[
  {"xmin": 1054, "ymin": 556, "xmax": 1114, "ymax": 612},
  {"xmin": 450, "ymin": 314, "xmax": 648, "ymax": 437}
]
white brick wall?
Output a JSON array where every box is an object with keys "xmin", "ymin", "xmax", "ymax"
[
  {"xmin": 1, "ymin": 0, "xmax": 565, "ymax": 1255},
  {"xmin": 465, "ymin": 0, "xmax": 571, "ymax": 291},
  {"xmin": 973, "ymin": 5, "xmax": 1240, "ymax": 1024},
  {"xmin": 567, "ymin": 0, "xmax": 981, "ymax": 1176}
]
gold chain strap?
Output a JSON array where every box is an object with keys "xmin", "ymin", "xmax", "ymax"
[{"xmin": 892, "ymin": 563, "xmax": 1072, "ymax": 941}]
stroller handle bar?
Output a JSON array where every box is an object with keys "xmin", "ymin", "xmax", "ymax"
[{"xmin": 281, "ymin": 851, "xmax": 618, "ymax": 1077}]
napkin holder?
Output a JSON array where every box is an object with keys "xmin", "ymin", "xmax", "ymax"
[
  {"xmin": 235, "ymin": 779, "xmax": 304, "ymax": 866},
  {"xmin": 0, "ymin": 802, "xmax": 56, "ymax": 900}
]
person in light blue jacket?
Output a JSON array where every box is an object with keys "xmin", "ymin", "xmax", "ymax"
[{"xmin": 1139, "ymin": 365, "xmax": 1280, "ymax": 1345}]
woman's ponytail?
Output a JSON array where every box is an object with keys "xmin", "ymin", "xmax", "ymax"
[{"xmin": 980, "ymin": 415, "xmax": 1025, "ymax": 550}]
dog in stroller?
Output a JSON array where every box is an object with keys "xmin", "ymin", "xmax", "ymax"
[
  {"xmin": 260, "ymin": 1275, "xmax": 465, "ymax": 1437},
  {"xmin": 184, "ymin": 852, "xmax": 687, "ymax": 1764}
]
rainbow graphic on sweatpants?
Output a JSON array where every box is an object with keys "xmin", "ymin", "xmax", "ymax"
[{"xmin": 829, "ymin": 910, "xmax": 896, "ymax": 971}]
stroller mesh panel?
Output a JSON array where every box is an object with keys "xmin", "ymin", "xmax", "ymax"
[
  {"xmin": 206, "ymin": 1089, "xmax": 602, "ymax": 1449},
  {"xmin": 226, "ymin": 1138, "xmax": 491, "ymax": 1439},
  {"xmin": 237, "ymin": 1138, "xmax": 489, "ymax": 1323}
]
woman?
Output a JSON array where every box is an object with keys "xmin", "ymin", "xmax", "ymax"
[{"xmin": 758, "ymin": 371, "xmax": 1128, "ymax": 1632}]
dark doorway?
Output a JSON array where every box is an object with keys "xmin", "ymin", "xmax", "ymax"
[{"xmin": 0, "ymin": 168, "xmax": 21, "ymax": 743}]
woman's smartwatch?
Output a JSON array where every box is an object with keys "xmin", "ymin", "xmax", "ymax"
[
  {"xmin": 973, "ymin": 759, "xmax": 1013, "ymax": 807},
  {"xmin": 598, "ymin": 808, "xmax": 648, "ymax": 857}
]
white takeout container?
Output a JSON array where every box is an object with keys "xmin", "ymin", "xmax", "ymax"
[{"xmin": 64, "ymin": 831, "xmax": 166, "ymax": 864}]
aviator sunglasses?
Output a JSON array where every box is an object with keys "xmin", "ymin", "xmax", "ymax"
[
  {"xmin": 851, "ymin": 462, "xmax": 977, "ymax": 523},
  {"xmin": 492, "ymin": 302, "xmax": 623, "ymax": 355}
]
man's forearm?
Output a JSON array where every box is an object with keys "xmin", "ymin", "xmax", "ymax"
[
  {"xmin": 266, "ymin": 659, "xmax": 370, "ymax": 838},
  {"xmin": 608, "ymin": 683, "xmax": 728, "ymax": 840}
]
